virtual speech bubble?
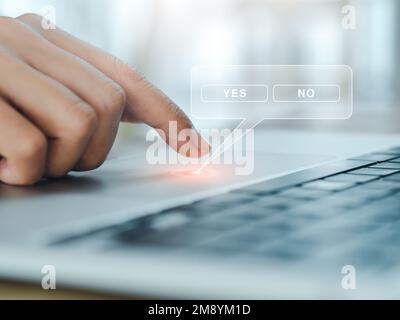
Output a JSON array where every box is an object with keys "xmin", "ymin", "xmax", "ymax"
[
  {"xmin": 191, "ymin": 65, "xmax": 353, "ymax": 127},
  {"xmin": 191, "ymin": 65, "xmax": 353, "ymax": 173}
]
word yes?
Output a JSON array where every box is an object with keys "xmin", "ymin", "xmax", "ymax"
[{"xmin": 224, "ymin": 88, "xmax": 247, "ymax": 98}]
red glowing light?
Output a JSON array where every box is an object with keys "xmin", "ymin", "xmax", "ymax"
[{"xmin": 169, "ymin": 167, "xmax": 220, "ymax": 181}]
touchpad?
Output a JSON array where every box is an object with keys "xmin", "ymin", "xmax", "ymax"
[{"xmin": 0, "ymin": 151, "xmax": 332, "ymax": 243}]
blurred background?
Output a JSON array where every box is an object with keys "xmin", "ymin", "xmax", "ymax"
[{"xmin": 0, "ymin": 0, "xmax": 399, "ymax": 143}]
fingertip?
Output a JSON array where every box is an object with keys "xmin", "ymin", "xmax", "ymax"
[
  {"xmin": 0, "ymin": 159, "xmax": 13, "ymax": 184},
  {"xmin": 177, "ymin": 128, "xmax": 211, "ymax": 158},
  {"xmin": 0, "ymin": 160, "xmax": 38, "ymax": 186}
]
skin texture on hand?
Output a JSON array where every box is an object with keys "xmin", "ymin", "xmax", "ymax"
[{"xmin": 0, "ymin": 14, "xmax": 210, "ymax": 186}]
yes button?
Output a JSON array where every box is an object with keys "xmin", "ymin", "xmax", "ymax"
[{"xmin": 201, "ymin": 85, "xmax": 268, "ymax": 103}]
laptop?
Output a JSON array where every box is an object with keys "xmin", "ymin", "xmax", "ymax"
[{"xmin": 0, "ymin": 128, "xmax": 400, "ymax": 299}]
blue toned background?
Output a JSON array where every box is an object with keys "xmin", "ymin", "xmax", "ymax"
[{"xmin": 1, "ymin": 0, "xmax": 399, "ymax": 138}]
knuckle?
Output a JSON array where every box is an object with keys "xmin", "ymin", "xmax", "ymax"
[
  {"xmin": 110, "ymin": 56, "xmax": 127, "ymax": 74},
  {"xmin": 67, "ymin": 101, "xmax": 98, "ymax": 139},
  {"xmin": 16, "ymin": 131, "xmax": 47, "ymax": 161},
  {"xmin": 11, "ymin": 132, "xmax": 47, "ymax": 186},
  {"xmin": 76, "ymin": 154, "xmax": 106, "ymax": 172},
  {"xmin": 111, "ymin": 56, "xmax": 145, "ymax": 85},
  {"xmin": 100, "ymin": 80, "xmax": 126, "ymax": 116}
]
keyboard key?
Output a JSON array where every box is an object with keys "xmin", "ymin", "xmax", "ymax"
[
  {"xmin": 255, "ymin": 238, "xmax": 318, "ymax": 261},
  {"xmin": 384, "ymin": 173, "xmax": 400, "ymax": 182},
  {"xmin": 371, "ymin": 162, "xmax": 400, "ymax": 170},
  {"xmin": 369, "ymin": 208, "xmax": 400, "ymax": 224},
  {"xmin": 254, "ymin": 216, "xmax": 300, "ymax": 233},
  {"xmin": 284, "ymin": 204, "xmax": 340, "ymax": 220},
  {"xmin": 175, "ymin": 204, "xmax": 221, "ymax": 219},
  {"xmin": 302, "ymin": 180, "xmax": 355, "ymax": 191},
  {"xmin": 149, "ymin": 212, "xmax": 190, "ymax": 230},
  {"xmin": 375, "ymin": 224, "xmax": 400, "ymax": 245},
  {"xmin": 115, "ymin": 226, "xmax": 221, "ymax": 246},
  {"xmin": 324, "ymin": 174, "xmax": 377, "ymax": 183},
  {"xmin": 347, "ymin": 186, "xmax": 393, "ymax": 200},
  {"xmin": 277, "ymin": 188, "xmax": 332, "ymax": 200},
  {"xmin": 189, "ymin": 217, "xmax": 243, "ymax": 231},
  {"xmin": 360, "ymin": 180, "xmax": 400, "ymax": 191},
  {"xmin": 175, "ymin": 195, "xmax": 256, "ymax": 220},
  {"xmin": 192, "ymin": 242, "xmax": 245, "ymax": 255},
  {"xmin": 348, "ymin": 168, "xmax": 399, "ymax": 176},
  {"xmin": 318, "ymin": 195, "xmax": 370, "ymax": 209},
  {"xmin": 349, "ymin": 198, "xmax": 400, "ymax": 224},
  {"xmin": 219, "ymin": 205, "xmax": 276, "ymax": 221},
  {"xmin": 315, "ymin": 220, "xmax": 382, "ymax": 235},
  {"xmin": 194, "ymin": 193, "xmax": 257, "ymax": 208},
  {"xmin": 378, "ymin": 196, "xmax": 400, "ymax": 210},
  {"xmin": 200, "ymin": 230, "xmax": 275, "ymax": 252},
  {"xmin": 255, "ymin": 197, "xmax": 306, "ymax": 211},
  {"xmin": 349, "ymin": 153, "xmax": 399, "ymax": 162},
  {"xmin": 113, "ymin": 226, "xmax": 154, "ymax": 244}
]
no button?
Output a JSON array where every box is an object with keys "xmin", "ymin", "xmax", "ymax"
[
  {"xmin": 273, "ymin": 85, "xmax": 340, "ymax": 103},
  {"xmin": 201, "ymin": 85, "xmax": 268, "ymax": 103}
]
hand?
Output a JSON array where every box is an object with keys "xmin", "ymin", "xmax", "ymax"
[{"xmin": 0, "ymin": 14, "xmax": 209, "ymax": 186}]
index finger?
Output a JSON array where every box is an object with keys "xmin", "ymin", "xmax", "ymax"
[{"xmin": 17, "ymin": 13, "xmax": 210, "ymax": 157}]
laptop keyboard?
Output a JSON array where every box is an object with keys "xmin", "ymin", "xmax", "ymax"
[{"xmin": 51, "ymin": 146, "xmax": 400, "ymax": 269}]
